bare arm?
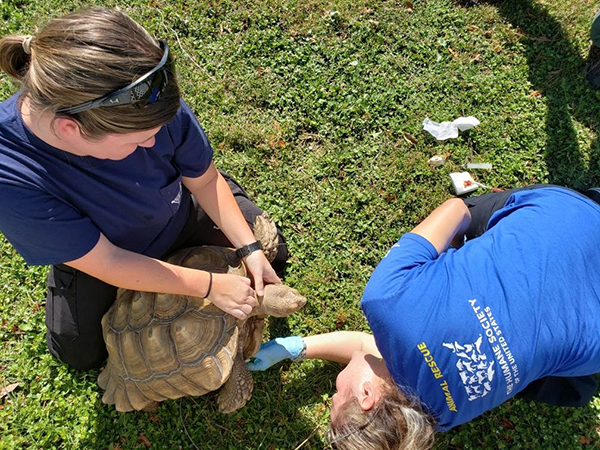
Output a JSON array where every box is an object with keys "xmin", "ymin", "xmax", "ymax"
[
  {"xmin": 247, "ymin": 331, "xmax": 383, "ymax": 371},
  {"xmin": 182, "ymin": 164, "xmax": 280, "ymax": 295},
  {"xmin": 182, "ymin": 163, "xmax": 257, "ymax": 249},
  {"xmin": 410, "ymin": 198, "xmax": 472, "ymax": 254},
  {"xmin": 65, "ymin": 233, "xmax": 257, "ymax": 320},
  {"xmin": 304, "ymin": 331, "xmax": 381, "ymax": 364}
]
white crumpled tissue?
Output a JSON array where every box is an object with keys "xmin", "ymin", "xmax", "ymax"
[{"xmin": 422, "ymin": 116, "xmax": 480, "ymax": 141}]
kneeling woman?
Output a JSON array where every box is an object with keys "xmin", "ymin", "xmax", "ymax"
[
  {"xmin": 0, "ymin": 8, "xmax": 287, "ymax": 371},
  {"xmin": 250, "ymin": 185, "xmax": 600, "ymax": 449}
]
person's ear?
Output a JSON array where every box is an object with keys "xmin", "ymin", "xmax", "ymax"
[
  {"xmin": 358, "ymin": 380, "xmax": 377, "ymax": 412},
  {"xmin": 54, "ymin": 117, "xmax": 82, "ymax": 140}
]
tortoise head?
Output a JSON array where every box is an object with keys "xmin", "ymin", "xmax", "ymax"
[{"xmin": 251, "ymin": 284, "xmax": 306, "ymax": 318}]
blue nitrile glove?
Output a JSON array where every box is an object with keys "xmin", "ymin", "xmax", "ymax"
[{"xmin": 246, "ymin": 336, "xmax": 306, "ymax": 371}]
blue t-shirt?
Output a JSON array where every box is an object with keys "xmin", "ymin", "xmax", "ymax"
[
  {"xmin": 0, "ymin": 94, "xmax": 213, "ymax": 265},
  {"xmin": 361, "ymin": 187, "xmax": 600, "ymax": 431}
]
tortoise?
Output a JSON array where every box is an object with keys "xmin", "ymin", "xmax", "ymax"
[{"xmin": 97, "ymin": 214, "xmax": 306, "ymax": 413}]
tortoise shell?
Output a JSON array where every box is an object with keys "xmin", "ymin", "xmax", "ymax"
[
  {"xmin": 98, "ymin": 214, "xmax": 306, "ymax": 413},
  {"xmin": 98, "ymin": 247, "xmax": 243, "ymax": 411}
]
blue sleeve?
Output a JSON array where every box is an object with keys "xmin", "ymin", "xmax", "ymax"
[
  {"xmin": 0, "ymin": 183, "xmax": 100, "ymax": 265},
  {"xmin": 361, "ymin": 233, "xmax": 438, "ymax": 310},
  {"xmin": 166, "ymin": 100, "xmax": 214, "ymax": 177}
]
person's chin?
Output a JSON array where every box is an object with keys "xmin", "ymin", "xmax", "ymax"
[
  {"xmin": 105, "ymin": 150, "xmax": 137, "ymax": 160},
  {"xmin": 330, "ymin": 394, "xmax": 341, "ymax": 421}
]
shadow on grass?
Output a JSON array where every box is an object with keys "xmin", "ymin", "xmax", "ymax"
[
  {"xmin": 73, "ymin": 364, "xmax": 335, "ymax": 449},
  {"xmin": 438, "ymin": 390, "xmax": 600, "ymax": 448},
  {"xmin": 461, "ymin": 0, "xmax": 600, "ymax": 189}
]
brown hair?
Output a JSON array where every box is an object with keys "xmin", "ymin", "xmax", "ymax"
[
  {"xmin": 328, "ymin": 380, "xmax": 436, "ymax": 450},
  {"xmin": 0, "ymin": 7, "xmax": 180, "ymax": 138}
]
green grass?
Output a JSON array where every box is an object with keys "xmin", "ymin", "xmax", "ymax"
[{"xmin": 2, "ymin": 0, "xmax": 600, "ymax": 448}]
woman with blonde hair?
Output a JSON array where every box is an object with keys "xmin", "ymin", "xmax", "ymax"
[
  {"xmin": 0, "ymin": 7, "xmax": 287, "ymax": 370},
  {"xmin": 250, "ymin": 185, "xmax": 600, "ymax": 449}
]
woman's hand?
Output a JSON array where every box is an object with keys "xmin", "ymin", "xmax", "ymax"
[
  {"xmin": 208, "ymin": 273, "xmax": 258, "ymax": 320},
  {"xmin": 247, "ymin": 336, "xmax": 306, "ymax": 371},
  {"xmin": 242, "ymin": 250, "xmax": 280, "ymax": 296}
]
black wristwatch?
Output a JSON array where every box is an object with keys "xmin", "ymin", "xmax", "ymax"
[{"xmin": 235, "ymin": 241, "xmax": 263, "ymax": 259}]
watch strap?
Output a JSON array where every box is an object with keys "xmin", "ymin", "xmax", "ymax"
[{"xmin": 235, "ymin": 241, "xmax": 263, "ymax": 259}]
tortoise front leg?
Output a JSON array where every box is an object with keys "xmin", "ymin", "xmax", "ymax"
[{"xmin": 217, "ymin": 348, "xmax": 254, "ymax": 413}]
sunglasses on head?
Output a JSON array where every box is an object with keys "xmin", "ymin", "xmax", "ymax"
[{"xmin": 56, "ymin": 41, "xmax": 170, "ymax": 115}]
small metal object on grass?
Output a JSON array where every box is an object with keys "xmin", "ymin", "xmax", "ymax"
[{"xmin": 465, "ymin": 162, "xmax": 492, "ymax": 170}]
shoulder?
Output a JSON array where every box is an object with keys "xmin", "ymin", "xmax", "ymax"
[
  {"xmin": 163, "ymin": 99, "xmax": 209, "ymax": 144},
  {"xmin": 166, "ymin": 99, "xmax": 200, "ymax": 126},
  {"xmin": 506, "ymin": 186, "xmax": 594, "ymax": 209},
  {"xmin": 362, "ymin": 234, "xmax": 439, "ymax": 301},
  {"xmin": 489, "ymin": 186, "xmax": 600, "ymax": 231},
  {"xmin": 0, "ymin": 93, "xmax": 20, "ymax": 119},
  {"xmin": 0, "ymin": 94, "xmax": 24, "ymax": 140}
]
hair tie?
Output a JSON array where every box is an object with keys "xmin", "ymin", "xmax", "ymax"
[
  {"xmin": 204, "ymin": 272, "xmax": 213, "ymax": 299},
  {"xmin": 22, "ymin": 36, "xmax": 33, "ymax": 55}
]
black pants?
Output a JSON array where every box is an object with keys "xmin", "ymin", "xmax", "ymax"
[
  {"xmin": 462, "ymin": 184, "xmax": 599, "ymax": 408},
  {"xmin": 45, "ymin": 171, "xmax": 288, "ymax": 370}
]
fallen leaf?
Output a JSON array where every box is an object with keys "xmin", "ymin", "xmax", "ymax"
[
  {"xmin": 470, "ymin": 53, "xmax": 481, "ymax": 63},
  {"xmin": 468, "ymin": 25, "xmax": 480, "ymax": 32},
  {"xmin": 404, "ymin": 1, "xmax": 414, "ymax": 10},
  {"xmin": 580, "ymin": 436, "xmax": 592, "ymax": 445},
  {"xmin": 403, "ymin": 133, "xmax": 418, "ymax": 145},
  {"xmin": 10, "ymin": 325, "xmax": 24, "ymax": 335},
  {"xmin": 149, "ymin": 415, "xmax": 162, "ymax": 424},
  {"xmin": 0, "ymin": 383, "xmax": 19, "ymax": 400},
  {"xmin": 501, "ymin": 418, "xmax": 515, "ymax": 429},
  {"xmin": 137, "ymin": 433, "xmax": 151, "ymax": 448},
  {"xmin": 529, "ymin": 90, "xmax": 543, "ymax": 98},
  {"xmin": 448, "ymin": 47, "xmax": 459, "ymax": 59},
  {"xmin": 335, "ymin": 313, "xmax": 346, "ymax": 329}
]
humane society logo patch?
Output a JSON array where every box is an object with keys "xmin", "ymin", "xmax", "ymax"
[{"xmin": 443, "ymin": 335, "xmax": 495, "ymax": 401}]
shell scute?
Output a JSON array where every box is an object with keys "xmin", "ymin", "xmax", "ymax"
[
  {"xmin": 119, "ymin": 331, "xmax": 152, "ymax": 380},
  {"xmin": 142, "ymin": 377, "xmax": 187, "ymax": 400},
  {"xmin": 171, "ymin": 312, "xmax": 236, "ymax": 365},
  {"xmin": 127, "ymin": 291, "xmax": 154, "ymax": 330},
  {"xmin": 109, "ymin": 290, "xmax": 135, "ymax": 332},
  {"xmin": 133, "ymin": 380, "xmax": 167, "ymax": 403},
  {"xmin": 152, "ymin": 293, "xmax": 188, "ymax": 321},
  {"xmin": 141, "ymin": 324, "xmax": 180, "ymax": 374},
  {"xmin": 123, "ymin": 381, "xmax": 152, "ymax": 411}
]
